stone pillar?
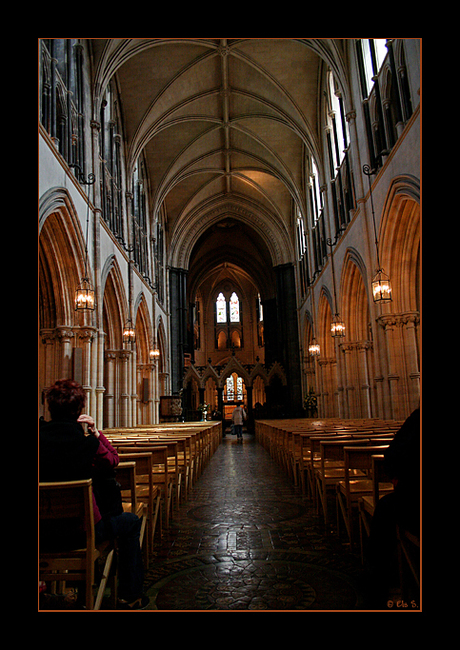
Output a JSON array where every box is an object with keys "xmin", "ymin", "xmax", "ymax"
[
  {"xmin": 217, "ymin": 386, "xmax": 224, "ymax": 422},
  {"xmin": 246, "ymin": 385, "xmax": 254, "ymax": 432},
  {"xmin": 340, "ymin": 343, "xmax": 355, "ymax": 419},
  {"xmin": 357, "ymin": 342, "xmax": 372, "ymax": 418},
  {"xmin": 274, "ymin": 263, "xmax": 303, "ymax": 416},
  {"xmin": 119, "ymin": 351, "xmax": 131, "ymax": 427},
  {"xmin": 401, "ymin": 312, "xmax": 420, "ymax": 412},
  {"xmin": 169, "ymin": 267, "xmax": 188, "ymax": 395},
  {"xmin": 78, "ymin": 328, "xmax": 95, "ymax": 419},
  {"xmin": 56, "ymin": 328, "xmax": 74, "ymax": 380},
  {"xmin": 104, "ymin": 352, "xmax": 116, "ymax": 428}
]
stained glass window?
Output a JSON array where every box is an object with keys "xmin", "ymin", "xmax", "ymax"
[
  {"xmin": 230, "ymin": 292, "xmax": 240, "ymax": 322},
  {"xmin": 226, "ymin": 376, "xmax": 234, "ymax": 401},
  {"xmin": 236, "ymin": 376, "xmax": 243, "ymax": 401},
  {"xmin": 216, "ymin": 292, "xmax": 226, "ymax": 323}
]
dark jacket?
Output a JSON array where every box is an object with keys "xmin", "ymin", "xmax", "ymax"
[{"xmin": 39, "ymin": 419, "xmax": 119, "ymax": 525}]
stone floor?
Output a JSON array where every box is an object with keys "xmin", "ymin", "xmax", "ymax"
[{"xmin": 143, "ymin": 433, "xmax": 368, "ymax": 611}]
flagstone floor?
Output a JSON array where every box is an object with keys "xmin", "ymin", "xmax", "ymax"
[{"xmin": 144, "ymin": 433, "xmax": 367, "ymax": 611}]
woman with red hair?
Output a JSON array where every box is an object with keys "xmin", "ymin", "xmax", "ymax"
[{"xmin": 39, "ymin": 379, "xmax": 148, "ymax": 609}]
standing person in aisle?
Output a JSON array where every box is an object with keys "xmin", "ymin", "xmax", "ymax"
[{"xmin": 231, "ymin": 402, "xmax": 247, "ymax": 441}]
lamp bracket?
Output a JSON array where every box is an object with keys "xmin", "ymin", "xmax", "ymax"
[{"xmin": 69, "ymin": 163, "xmax": 96, "ymax": 186}]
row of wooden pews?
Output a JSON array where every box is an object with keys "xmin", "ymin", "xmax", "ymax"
[
  {"xmin": 104, "ymin": 421, "xmax": 222, "ymax": 556},
  {"xmin": 39, "ymin": 420, "xmax": 221, "ymax": 609},
  {"xmin": 255, "ymin": 418, "xmax": 403, "ymax": 554}
]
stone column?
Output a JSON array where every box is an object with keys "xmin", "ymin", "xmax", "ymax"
[
  {"xmin": 169, "ymin": 267, "xmax": 188, "ymax": 395},
  {"xmin": 401, "ymin": 312, "xmax": 420, "ymax": 412},
  {"xmin": 119, "ymin": 351, "xmax": 131, "ymax": 428},
  {"xmin": 104, "ymin": 352, "xmax": 116, "ymax": 428}
]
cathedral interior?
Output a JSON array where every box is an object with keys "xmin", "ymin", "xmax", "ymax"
[
  {"xmin": 39, "ymin": 39, "xmax": 421, "ymax": 611},
  {"xmin": 39, "ymin": 38, "xmax": 420, "ymax": 428}
]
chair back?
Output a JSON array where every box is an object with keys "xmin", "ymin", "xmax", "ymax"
[{"xmin": 39, "ymin": 479, "xmax": 95, "ymax": 550}]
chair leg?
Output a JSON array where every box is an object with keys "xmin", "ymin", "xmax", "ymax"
[{"xmin": 94, "ymin": 548, "xmax": 115, "ymax": 610}]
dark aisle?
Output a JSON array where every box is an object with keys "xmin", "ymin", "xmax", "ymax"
[{"xmin": 144, "ymin": 434, "xmax": 366, "ymax": 610}]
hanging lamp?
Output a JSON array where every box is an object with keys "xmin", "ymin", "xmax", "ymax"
[
  {"xmin": 372, "ymin": 268, "xmax": 392, "ymax": 303},
  {"xmin": 123, "ymin": 318, "xmax": 136, "ymax": 345},
  {"xmin": 75, "ymin": 277, "xmax": 95, "ymax": 311},
  {"xmin": 363, "ymin": 164, "xmax": 393, "ymax": 304},
  {"xmin": 327, "ymin": 238, "xmax": 346, "ymax": 338},
  {"xmin": 74, "ymin": 166, "xmax": 96, "ymax": 312}
]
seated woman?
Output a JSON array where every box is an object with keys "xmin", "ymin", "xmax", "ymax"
[{"xmin": 39, "ymin": 379, "xmax": 149, "ymax": 610}]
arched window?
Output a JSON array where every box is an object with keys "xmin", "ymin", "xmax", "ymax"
[
  {"xmin": 309, "ymin": 158, "xmax": 322, "ymax": 225},
  {"xmin": 236, "ymin": 376, "xmax": 243, "ymax": 401},
  {"xmin": 218, "ymin": 331, "xmax": 227, "ymax": 350},
  {"xmin": 216, "ymin": 292, "xmax": 227, "ymax": 323},
  {"xmin": 231, "ymin": 330, "xmax": 241, "ymax": 348},
  {"xmin": 225, "ymin": 374, "xmax": 244, "ymax": 402},
  {"xmin": 230, "ymin": 292, "xmax": 240, "ymax": 323},
  {"xmin": 226, "ymin": 376, "xmax": 234, "ymax": 401},
  {"xmin": 40, "ymin": 39, "xmax": 86, "ymax": 171},
  {"xmin": 357, "ymin": 39, "xmax": 388, "ymax": 99},
  {"xmin": 327, "ymin": 71, "xmax": 349, "ymax": 169}
]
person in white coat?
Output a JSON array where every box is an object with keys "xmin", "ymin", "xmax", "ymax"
[{"xmin": 231, "ymin": 402, "xmax": 247, "ymax": 441}]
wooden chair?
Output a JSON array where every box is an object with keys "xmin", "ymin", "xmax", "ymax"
[
  {"xmin": 357, "ymin": 454, "xmax": 394, "ymax": 563},
  {"xmin": 314, "ymin": 438, "xmax": 368, "ymax": 530},
  {"xmin": 396, "ymin": 526, "xmax": 420, "ymax": 600},
  {"xmin": 116, "ymin": 461, "xmax": 148, "ymax": 564},
  {"xmin": 118, "ymin": 452, "xmax": 162, "ymax": 548},
  {"xmin": 126, "ymin": 441, "xmax": 178, "ymax": 519},
  {"xmin": 336, "ymin": 445, "xmax": 392, "ymax": 546},
  {"xmin": 118, "ymin": 445, "xmax": 171, "ymax": 529},
  {"xmin": 39, "ymin": 479, "xmax": 116, "ymax": 610}
]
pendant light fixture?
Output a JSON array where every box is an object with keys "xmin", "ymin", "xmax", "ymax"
[
  {"xmin": 74, "ymin": 166, "xmax": 96, "ymax": 312},
  {"xmin": 363, "ymin": 164, "xmax": 393, "ymax": 303},
  {"xmin": 123, "ymin": 318, "xmax": 136, "ymax": 345},
  {"xmin": 327, "ymin": 238, "xmax": 346, "ymax": 338},
  {"xmin": 123, "ymin": 259, "xmax": 136, "ymax": 346}
]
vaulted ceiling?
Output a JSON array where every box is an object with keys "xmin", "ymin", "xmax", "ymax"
[{"xmin": 90, "ymin": 39, "xmax": 348, "ymax": 275}]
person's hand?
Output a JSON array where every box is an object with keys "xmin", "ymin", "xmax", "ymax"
[{"xmin": 77, "ymin": 414, "xmax": 99, "ymax": 437}]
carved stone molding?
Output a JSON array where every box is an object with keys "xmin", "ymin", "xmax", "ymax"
[{"xmin": 377, "ymin": 311, "xmax": 420, "ymax": 329}]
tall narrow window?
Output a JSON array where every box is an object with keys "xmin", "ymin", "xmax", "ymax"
[
  {"xmin": 226, "ymin": 376, "xmax": 234, "ymax": 401},
  {"xmin": 309, "ymin": 158, "xmax": 322, "ymax": 224},
  {"xmin": 216, "ymin": 293, "xmax": 227, "ymax": 323},
  {"xmin": 230, "ymin": 292, "xmax": 240, "ymax": 323},
  {"xmin": 359, "ymin": 39, "xmax": 388, "ymax": 97},
  {"xmin": 328, "ymin": 72, "xmax": 349, "ymax": 168},
  {"xmin": 236, "ymin": 377, "xmax": 243, "ymax": 401},
  {"xmin": 257, "ymin": 293, "xmax": 264, "ymax": 322}
]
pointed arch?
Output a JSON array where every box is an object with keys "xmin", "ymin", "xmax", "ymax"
[
  {"xmin": 39, "ymin": 188, "xmax": 91, "ymax": 328},
  {"xmin": 102, "ymin": 258, "xmax": 128, "ymax": 350},
  {"xmin": 134, "ymin": 293, "xmax": 152, "ymax": 365},
  {"xmin": 317, "ymin": 287, "xmax": 334, "ymax": 359},
  {"xmin": 379, "ymin": 176, "xmax": 420, "ymax": 314},
  {"xmin": 340, "ymin": 248, "xmax": 371, "ymax": 342}
]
